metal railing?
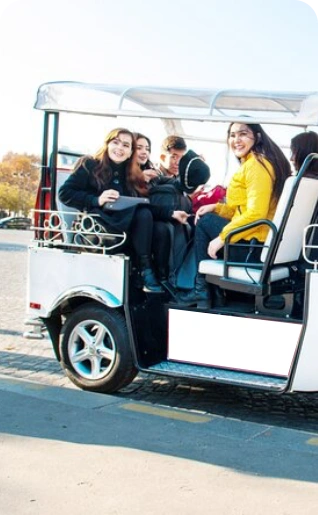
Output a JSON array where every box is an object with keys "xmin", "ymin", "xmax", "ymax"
[{"xmin": 31, "ymin": 209, "xmax": 127, "ymax": 253}]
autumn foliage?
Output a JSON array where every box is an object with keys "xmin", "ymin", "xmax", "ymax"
[{"xmin": 0, "ymin": 152, "xmax": 40, "ymax": 216}]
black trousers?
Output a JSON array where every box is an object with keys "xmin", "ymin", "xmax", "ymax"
[
  {"xmin": 130, "ymin": 206, "xmax": 171, "ymax": 269},
  {"xmin": 195, "ymin": 213, "xmax": 261, "ymax": 265}
]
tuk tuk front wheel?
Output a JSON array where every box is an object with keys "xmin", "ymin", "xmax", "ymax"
[{"xmin": 60, "ymin": 304, "xmax": 137, "ymax": 393}]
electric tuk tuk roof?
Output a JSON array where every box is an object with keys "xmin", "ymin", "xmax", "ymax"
[{"xmin": 34, "ymin": 81, "xmax": 318, "ymax": 128}]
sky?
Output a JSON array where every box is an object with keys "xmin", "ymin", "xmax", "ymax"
[{"xmin": 0, "ymin": 0, "xmax": 317, "ymax": 162}]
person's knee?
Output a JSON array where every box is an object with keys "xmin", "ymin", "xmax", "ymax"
[
  {"xmin": 198, "ymin": 213, "xmax": 215, "ymax": 229},
  {"xmin": 153, "ymin": 221, "xmax": 171, "ymax": 239},
  {"xmin": 134, "ymin": 206, "xmax": 153, "ymax": 224},
  {"xmin": 196, "ymin": 214, "xmax": 211, "ymax": 237}
]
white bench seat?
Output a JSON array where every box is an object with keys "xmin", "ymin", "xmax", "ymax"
[{"xmin": 199, "ymin": 260, "xmax": 289, "ymax": 284}]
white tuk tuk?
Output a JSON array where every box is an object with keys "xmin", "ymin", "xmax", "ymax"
[{"xmin": 26, "ymin": 81, "xmax": 318, "ymax": 394}]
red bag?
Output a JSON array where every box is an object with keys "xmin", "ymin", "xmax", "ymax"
[{"xmin": 191, "ymin": 185, "xmax": 227, "ymax": 213}]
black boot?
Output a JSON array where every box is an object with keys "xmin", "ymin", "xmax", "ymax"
[
  {"xmin": 214, "ymin": 285, "xmax": 227, "ymax": 307},
  {"xmin": 158, "ymin": 266, "xmax": 169, "ymax": 282},
  {"xmin": 176, "ymin": 274, "xmax": 211, "ymax": 309},
  {"xmin": 139, "ymin": 255, "xmax": 164, "ymax": 293}
]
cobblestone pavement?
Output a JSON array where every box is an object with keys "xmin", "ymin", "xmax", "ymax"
[{"xmin": 1, "ymin": 230, "xmax": 318, "ymax": 432}]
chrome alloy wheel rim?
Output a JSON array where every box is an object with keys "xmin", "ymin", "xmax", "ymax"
[{"xmin": 68, "ymin": 319, "xmax": 116, "ymax": 380}]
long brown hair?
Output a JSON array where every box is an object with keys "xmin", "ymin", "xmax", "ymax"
[
  {"xmin": 77, "ymin": 128, "xmax": 148, "ymax": 195},
  {"xmin": 133, "ymin": 132, "xmax": 157, "ymax": 171},
  {"xmin": 227, "ymin": 122, "xmax": 291, "ymax": 200}
]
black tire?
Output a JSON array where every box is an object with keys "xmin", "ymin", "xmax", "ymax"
[{"xmin": 60, "ymin": 304, "xmax": 137, "ymax": 393}]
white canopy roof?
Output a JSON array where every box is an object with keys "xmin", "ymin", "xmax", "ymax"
[{"xmin": 34, "ymin": 81, "xmax": 318, "ymax": 127}]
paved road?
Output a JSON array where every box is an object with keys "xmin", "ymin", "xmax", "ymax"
[
  {"xmin": 1, "ymin": 374, "xmax": 318, "ymax": 515},
  {"xmin": 1, "ymin": 230, "xmax": 318, "ymax": 433}
]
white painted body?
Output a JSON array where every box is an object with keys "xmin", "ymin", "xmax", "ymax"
[
  {"xmin": 27, "ymin": 247, "xmax": 126, "ymax": 318},
  {"xmin": 290, "ymin": 271, "xmax": 318, "ymax": 391}
]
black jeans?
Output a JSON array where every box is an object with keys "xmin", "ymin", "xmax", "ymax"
[
  {"xmin": 130, "ymin": 206, "xmax": 153, "ymax": 256},
  {"xmin": 152, "ymin": 221, "xmax": 171, "ymax": 270},
  {"xmin": 130, "ymin": 206, "xmax": 171, "ymax": 268},
  {"xmin": 195, "ymin": 213, "xmax": 261, "ymax": 264}
]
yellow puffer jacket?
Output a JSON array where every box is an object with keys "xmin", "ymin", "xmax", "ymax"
[{"xmin": 214, "ymin": 152, "xmax": 277, "ymax": 243}]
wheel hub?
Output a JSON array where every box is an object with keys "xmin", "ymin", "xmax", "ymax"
[{"xmin": 88, "ymin": 343, "xmax": 98, "ymax": 356}]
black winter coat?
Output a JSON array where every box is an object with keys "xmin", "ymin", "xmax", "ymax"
[{"xmin": 58, "ymin": 157, "xmax": 174, "ymax": 232}]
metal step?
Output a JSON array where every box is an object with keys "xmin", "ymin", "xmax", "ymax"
[
  {"xmin": 148, "ymin": 360, "xmax": 288, "ymax": 391},
  {"xmin": 23, "ymin": 318, "xmax": 47, "ymax": 340}
]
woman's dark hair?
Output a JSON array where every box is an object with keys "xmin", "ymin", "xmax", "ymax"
[
  {"xmin": 133, "ymin": 132, "xmax": 152, "ymax": 152},
  {"xmin": 290, "ymin": 131, "xmax": 318, "ymax": 175},
  {"xmin": 133, "ymin": 132, "xmax": 156, "ymax": 171},
  {"xmin": 75, "ymin": 127, "xmax": 148, "ymax": 195},
  {"xmin": 227, "ymin": 122, "xmax": 291, "ymax": 200}
]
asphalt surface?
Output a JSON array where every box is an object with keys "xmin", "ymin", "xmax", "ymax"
[
  {"xmin": 1, "ymin": 229, "xmax": 318, "ymax": 514},
  {"xmin": 1, "ymin": 375, "xmax": 318, "ymax": 515}
]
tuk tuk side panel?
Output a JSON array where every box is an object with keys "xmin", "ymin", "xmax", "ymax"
[
  {"xmin": 168, "ymin": 309, "xmax": 302, "ymax": 377},
  {"xmin": 27, "ymin": 247, "xmax": 126, "ymax": 317},
  {"xmin": 289, "ymin": 271, "xmax": 318, "ymax": 392}
]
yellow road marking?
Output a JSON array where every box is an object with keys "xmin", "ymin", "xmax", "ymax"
[
  {"xmin": 26, "ymin": 383, "xmax": 47, "ymax": 390},
  {"xmin": 306, "ymin": 437, "xmax": 318, "ymax": 446},
  {"xmin": 120, "ymin": 403, "xmax": 212, "ymax": 423}
]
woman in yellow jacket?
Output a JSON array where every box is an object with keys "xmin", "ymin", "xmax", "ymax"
[{"xmin": 178, "ymin": 122, "xmax": 291, "ymax": 308}]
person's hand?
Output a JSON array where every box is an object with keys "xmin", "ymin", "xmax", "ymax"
[
  {"xmin": 143, "ymin": 168, "xmax": 160, "ymax": 182},
  {"xmin": 98, "ymin": 189, "xmax": 120, "ymax": 206},
  {"xmin": 195, "ymin": 203, "xmax": 216, "ymax": 224},
  {"xmin": 172, "ymin": 211, "xmax": 190, "ymax": 224},
  {"xmin": 207, "ymin": 236, "xmax": 224, "ymax": 259}
]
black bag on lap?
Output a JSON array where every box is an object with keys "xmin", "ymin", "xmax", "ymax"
[{"xmin": 148, "ymin": 177, "xmax": 192, "ymax": 213}]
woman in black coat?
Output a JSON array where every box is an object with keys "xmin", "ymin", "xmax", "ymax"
[{"xmin": 59, "ymin": 127, "xmax": 189, "ymax": 292}]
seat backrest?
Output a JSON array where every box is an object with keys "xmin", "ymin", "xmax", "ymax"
[
  {"xmin": 56, "ymin": 168, "xmax": 79, "ymax": 243},
  {"xmin": 261, "ymin": 176, "xmax": 318, "ymax": 264}
]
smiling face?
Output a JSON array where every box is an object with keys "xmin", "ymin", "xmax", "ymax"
[
  {"xmin": 107, "ymin": 132, "xmax": 133, "ymax": 163},
  {"xmin": 136, "ymin": 137, "xmax": 151, "ymax": 166},
  {"xmin": 228, "ymin": 123, "xmax": 256, "ymax": 159}
]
